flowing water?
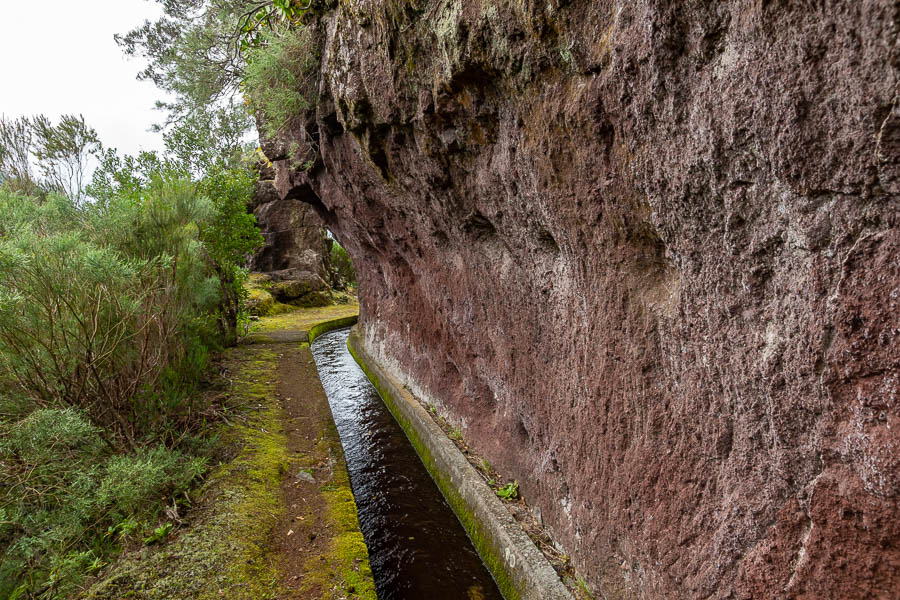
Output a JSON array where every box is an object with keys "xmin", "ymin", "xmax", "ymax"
[{"xmin": 311, "ymin": 328, "xmax": 503, "ymax": 600}]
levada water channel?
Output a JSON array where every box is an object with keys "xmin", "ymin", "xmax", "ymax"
[{"xmin": 311, "ymin": 328, "xmax": 503, "ymax": 599}]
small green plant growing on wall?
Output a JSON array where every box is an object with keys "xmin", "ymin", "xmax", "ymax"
[
  {"xmin": 496, "ymin": 481, "xmax": 519, "ymax": 500},
  {"xmin": 576, "ymin": 576, "xmax": 595, "ymax": 599}
]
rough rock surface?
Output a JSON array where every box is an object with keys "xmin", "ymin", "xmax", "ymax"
[
  {"xmin": 249, "ymin": 177, "xmax": 332, "ymax": 302},
  {"xmin": 263, "ymin": 1, "xmax": 899, "ymax": 597}
]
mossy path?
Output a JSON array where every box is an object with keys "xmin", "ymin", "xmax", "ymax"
[{"xmin": 82, "ymin": 304, "xmax": 374, "ymax": 600}]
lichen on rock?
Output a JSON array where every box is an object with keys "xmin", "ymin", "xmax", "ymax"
[{"xmin": 255, "ymin": 1, "xmax": 900, "ymax": 597}]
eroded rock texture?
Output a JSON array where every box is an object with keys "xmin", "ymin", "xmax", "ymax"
[
  {"xmin": 264, "ymin": 1, "xmax": 899, "ymax": 597},
  {"xmin": 249, "ymin": 175, "xmax": 332, "ymax": 302}
]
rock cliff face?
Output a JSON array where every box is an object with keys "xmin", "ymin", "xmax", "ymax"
[
  {"xmin": 263, "ymin": 1, "xmax": 899, "ymax": 597},
  {"xmin": 248, "ymin": 175, "xmax": 332, "ymax": 303}
]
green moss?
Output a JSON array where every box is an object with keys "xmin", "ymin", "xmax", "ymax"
[
  {"xmin": 320, "ymin": 486, "xmax": 375, "ymax": 596},
  {"xmin": 295, "ymin": 402, "xmax": 375, "ymax": 599},
  {"xmin": 83, "ymin": 348, "xmax": 290, "ymax": 600},
  {"xmin": 287, "ymin": 289, "xmax": 334, "ymax": 308},
  {"xmin": 346, "ymin": 336, "xmax": 520, "ymax": 600},
  {"xmin": 84, "ymin": 309, "xmax": 374, "ymax": 599},
  {"xmin": 246, "ymin": 287, "xmax": 275, "ymax": 316},
  {"xmin": 255, "ymin": 303, "xmax": 358, "ymax": 334},
  {"xmin": 268, "ymin": 301, "xmax": 297, "ymax": 316},
  {"xmin": 245, "ymin": 277, "xmax": 298, "ymax": 317}
]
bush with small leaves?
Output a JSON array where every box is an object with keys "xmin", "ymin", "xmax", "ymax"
[{"xmin": 0, "ymin": 409, "xmax": 205, "ymax": 599}]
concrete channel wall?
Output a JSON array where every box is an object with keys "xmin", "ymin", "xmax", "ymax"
[
  {"xmin": 308, "ymin": 315, "xmax": 359, "ymax": 345},
  {"xmin": 347, "ymin": 327, "xmax": 573, "ymax": 600}
]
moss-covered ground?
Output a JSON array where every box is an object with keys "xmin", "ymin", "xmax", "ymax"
[
  {"xmin": 81, "ymin": 307, "xmax": 372, "ymax": 600},
  {"xmin": 254, "ymin": 303, "xmax": 359, "ymax": 334},
  {"xmin": 245, "ymin": 274, "xmax": 358, "ymax": 317}
]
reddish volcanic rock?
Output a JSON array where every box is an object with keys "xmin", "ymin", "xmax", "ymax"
[{"xmin": 262, "ymin": 1, "xmax": 899, "ymax": 597}]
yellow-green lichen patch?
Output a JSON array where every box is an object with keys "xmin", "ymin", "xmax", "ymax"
[
  {"xmin": 256, "ymin": 302, "xmax": 359, "ymax": 334},
  {"xmin": 82, "ymin": 347, "xmax": 290, "ymax": 600}
]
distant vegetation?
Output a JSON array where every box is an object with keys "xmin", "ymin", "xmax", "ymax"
[
  {"xmin": 0, "ymin": 114, "xmax": 100, "ymax": 202},
  {"xmin": 330, "ymin": 239, "xmax": 357, "ymax": 289},
  {"xmin": 0, "ymin": 113, "xmax": 262, "ymax": 598},
  {"xmin": 118, "ymin": 0, "xmax": 321, "ymax": 147},
  {"xmin": 0, "ymin": 1, "xmax": 332, "ymax": 594}
]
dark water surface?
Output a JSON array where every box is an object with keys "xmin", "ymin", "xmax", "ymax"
[{"xmin": 311, "ymin": 328, "xmax": 503, "ymax": 600}]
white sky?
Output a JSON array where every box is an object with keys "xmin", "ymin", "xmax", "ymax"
[{"xmin": 0, "ymin": 0, "xmax": 170, "ymax": 156}]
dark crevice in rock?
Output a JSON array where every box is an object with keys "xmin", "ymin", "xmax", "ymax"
[{"xmin": 462, "ymin": 210, "xmax": 498, "ymax": 241}]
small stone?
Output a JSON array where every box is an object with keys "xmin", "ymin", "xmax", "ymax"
[{"xmin": 296, "ymin": 471, "xmax": 316, "ymax": 483}]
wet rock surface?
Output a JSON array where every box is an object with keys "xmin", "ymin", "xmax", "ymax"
[{"xmin": 261, "ymin": 1, "xmax": 899, "ymax": 597}]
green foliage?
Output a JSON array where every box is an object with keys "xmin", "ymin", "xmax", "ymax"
[
  {"xmin": 496, "ymin": 481, "xmax": 519, "ymax": 500},
  {"xmin": 143, "ymin": 522, "xmax": 175, "ymax": 546},
  {"xmin": 115, "ymin": 1, "xmax": 327, "ymax": 168},
  {"xmin": 0, "ymin": 115, "xmax": 39, "ymax": 196},
  {"xmin": 329, "ymin": 239, "xmax": 357, "ymax": 288},
  {"xmin": 0, "ymin": 147, "xmax": 263, "ymax": 592},
  {"xmin": 0, "ymin": 114, "xmax": 101, "ymax": 201},
  {"xmin": 243, "ymin": 27, "xmax": 319, "ymax": 138},
  {"xmin": 31, "ymin": 114, "xmax": 102, "ymax": 202},
  {"xmin": 116, "ymin": 1, "xmax": 250, "ymax": 125},
  {"xmin": 85, "ymin": 148, "xmax": 174, "ymax": 205},
  {"xmin": 99, "ymin": 447, "xmax": 205, "ymax": 520},
  {"xmin": 240, "ymin": 0, "xmax": 310, "ymax": 51},
  {"xmin": 164, "ymin": 101, "xmax": 251, "ymax": 174},
  {"xmin": 0, "ymin": 10, "xmax": 278, "ymax": 596},
  {"xmin": 116, "ymin": 0, "xmax": 315, "ymax": 118},
  {"xmin": 198, "ymin": 165, "xmax": 265, "ymax": 345},
  {"xmin": 0, "ymin": 187, "xmax": 217, "ymax": 447},
  {"xmin": 576, "ymin": 576, "xmax": 595, "ymax": 600},
  {"xmin": 0, "ymin": 409, "xmax": 202, "ymax": 599},
  {"xmin": 88, "ymin": 151, "xmax": 264, "ymax": 346}
]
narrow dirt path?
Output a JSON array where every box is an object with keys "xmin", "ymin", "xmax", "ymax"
[
  {"xmin": 266, "ymin": 333, "xmax": 375, "ymax": 600},
  {"xmin": 81, "ymin": 305, "xmax": 373, "ymax": 600}
]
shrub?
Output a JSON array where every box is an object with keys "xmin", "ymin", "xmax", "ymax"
[
  {"xmin": 0, "ymin": 164, "xmax": 262, "ymax": 443},
  {"xmin": 0, "ymin": 121, "xmax": 261, "ymax": 598},
  {"xmin": 1, "ymin": 407, "xmax": 105, "ymax": 464},
  {"xmin": 0, "ymin": 409, "xmax": 204, "ymax": 599},
  {"xmin": 99, "ymin": 446, "xmax": 206, "ymax": 520},
  {"xmin": 0, "ymin": 114, "xmax": 101, "ymax": 202},
  {"xmin": 243, "ymin": 27, "xmax": 319, "ymax": 138},
  {"xmin": 197, "ymin": 165, "xmax": 264, "ymax": 345},
  {"xmin": 0, "ymin": 191, "xmax": 193, "ymax": 448}
]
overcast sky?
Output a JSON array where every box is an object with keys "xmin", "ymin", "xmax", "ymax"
[{"xmin": 0, "ymin": 1, "xmax": 170, "ymax": 156}]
